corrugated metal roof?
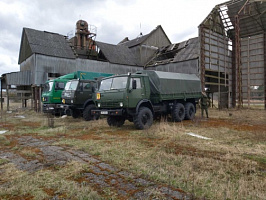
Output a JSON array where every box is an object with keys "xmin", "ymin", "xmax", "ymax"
[
  {"xmin": 3, "ymin": 71, "xmax": 32, "ymax": 86},
  {"xmin": 19, "ymin": 28, "xmax": 75, "ymax": 63},
  {"xmin": 203, "ymin": 0, "xmax": 266, "ymax": 38},
  {"xmin": 173, "ymin": 38, "xmax": 199, "ymax": 62},
  {"xmin": 96, "ymin": 41, "xmax": 140, "ymax": 66},
  {"xmin": 119, "ymin": 34, "xmax": 150, "ymax": 48},
  {"xmin": 226, "ymin": 0, "xmax": 266, "ymax": 37},
  {"xmin": 118, "ymin": 25, "xmax": 171, "ymax": 48},
  {"xmin": 145, "ymin": 37, "xmax": 199, "ymax": 67}
]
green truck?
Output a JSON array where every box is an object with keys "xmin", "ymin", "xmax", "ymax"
[
  {"xmin": 60, "ymin": 72, "xmax": 113, "ymax": 120},
  {"xmin": 91, "ymin": 70, "xmax": 202, "ymax": 129},
  {"xmin": 42, "ymin": 73, "xmax": 77, "ymax": 114},
  {"xmin": 42, "ymin": 71, "xmax": 112, "ymax": 115}
]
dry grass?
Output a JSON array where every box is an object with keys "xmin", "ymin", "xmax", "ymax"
[
  {"xmin": 0, "ymin": 105, "xmax": 265, "ymax": 199},
  {"xmin": 0, "ymin": 162, "xmax": 101, "ymax": 200}
]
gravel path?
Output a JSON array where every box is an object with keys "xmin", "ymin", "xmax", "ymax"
[{"xmin": 0, "ymin": 136, "xmax": 190, "ymax": 199}]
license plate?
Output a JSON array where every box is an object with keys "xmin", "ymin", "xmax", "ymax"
[{"xmin": 101, "ymin": 111, "xmax": 108, "ymax": 115}]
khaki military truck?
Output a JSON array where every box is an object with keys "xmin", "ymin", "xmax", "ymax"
[{"xmin": 92, "ymin": 70, "xmax": 202, "ymax": 129}]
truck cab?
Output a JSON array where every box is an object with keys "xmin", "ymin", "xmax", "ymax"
[
  {"xmin": 92, "ymin": 73, "xmax": 153, "ymax": 129},
  {"xmin": 61, "ymin": 79, "xmax": 98, "ymax": 120},
  {"xmin": 42, "ymin": 79, "xmax": 66, "ymax": 114},
  {"xmin": 95, "ymin": 73, "xmax": 149, "ymax": 109}
]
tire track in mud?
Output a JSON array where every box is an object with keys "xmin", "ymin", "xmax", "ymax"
[{"xmin": 0, "ymin": 136, "xmax": 191, "ymax": 199}]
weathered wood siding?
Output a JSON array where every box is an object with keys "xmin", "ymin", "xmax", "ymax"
[{"xmin": 19, "ymin": 54, "xmax": 142, "ymax": 85}]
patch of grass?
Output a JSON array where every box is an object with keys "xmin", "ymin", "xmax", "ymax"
[
  {"xmin": 0, "ymin": 162, "xmax": 102, "ymax": 200},
  {"xmin": 20, "ymin": 149, "xmax": 38, "ymax": 159},
  {"xmin": 0, "ymin": 158, "xmax": 9, "ymax": 165},
  {"xmin": 55, "ymin": 119, "xmax": 266, "ymax": 200},
  {"xmin": 1, "ymin": 108, "xmax": 266, "ymax": 199},
  {"xmin": 243, "ymin": 154, "xmax": 266, "ymax": 167},
  {"xmin": 0, "ymin": 135, "xmax": 10, "ymax": 146}
]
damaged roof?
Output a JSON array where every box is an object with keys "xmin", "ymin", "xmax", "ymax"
[
  {"xmin": 118, "ymin": 25, "xmax": 171, "ymax": 48},
  {"xmin": 145, "ymin": 37, "xmax": 199, "ymax": 67},
  {"xmin": 96, "ymin": 41, "xmax": 140, "ymax": 66},
  {"xmin": 18, "ymin": 28, "xmax": 75, "ymax": 64},
  {"xmin": 201, "ymin": 0, "xmax": 266, "ymax": 38}
]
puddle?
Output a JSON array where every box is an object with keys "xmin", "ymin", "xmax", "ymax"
[
  {"xmin": 14, "ymin": 115, "xmax": 26, "ymax": 119},
  {"xmin": 186, "ymin": 132, "xmax": 212, "ymax": 140},
  {"xmin": 0, "ymin": 130, "xmax": 8, "ymax": 134}
]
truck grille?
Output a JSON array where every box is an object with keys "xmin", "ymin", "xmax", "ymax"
[
  {"xmin": 64, "ymin": 99, "xmax": 72, "ymax": 104},
  {"xmin": 101, "ymin": 102, "xmax": 120, "ymax": 108}
]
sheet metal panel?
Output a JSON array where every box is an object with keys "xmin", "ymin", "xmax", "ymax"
[
  {"xmin": 5, "ymin": 70, "xmax": 32, "ymax": 85},
  {"xmin": 155, "ymin": 59, "xmax": 199, "ymax": 75},
  {"xmin": 33, "ymin": 54, "xmax": 142, "ymax": 85},
  {"xmin": 240, "ymin": 33, "xmax": 264, "ymax": 106}
]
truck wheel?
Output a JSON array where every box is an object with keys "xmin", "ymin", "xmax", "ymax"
[
  {"xmin": 172, "ymin": 103, "xmax": 185, "ymax": 122},
  {"xmin": 133, "ymin": 107, "xmax": 153, "ymax": 130},
  {"xmin": 107, "ymin": 116, "xmax": 125, "ymax": 127},
  {"xmin": 83, "ymin": 104, "xmax": 99, "ymax": 121},
  {"xmin": 185, "ymin": 102, "xmax": 195, "ymax": 120},
  {"xmin": 65, "ymin": 109, "xmax": 71, "ymax": 116},
  {"xmin": 71, "ymin": 109, "xmax": 80, "ymax": 118}
]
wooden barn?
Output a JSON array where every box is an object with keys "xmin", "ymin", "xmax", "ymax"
[
  {"xmin": 0, "ymin": 21, "xmax": 171, "ymax": 111},
  {"xmin": 1, "ymin": 0, "xmax": 265, "ymax": 111}
]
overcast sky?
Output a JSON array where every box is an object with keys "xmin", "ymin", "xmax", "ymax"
[{"xmin": 0, "ymin": 0, "xmax": 226, "ymax": 76}]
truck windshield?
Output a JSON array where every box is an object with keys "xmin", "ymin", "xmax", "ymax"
[
  {"xmin": 99, "ymin": 77, "xmax": 128, "ymax": 91},
  {"xmin": 43, "ymin": 81, "xmax": 53, "ymax": 92},
  {"xmin": 65, "ymin": 80, "xmax": 79, "ymax": 91}
]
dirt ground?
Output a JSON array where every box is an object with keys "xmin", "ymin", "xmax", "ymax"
[{"xmin": 0, "ymin": 107, "xmax": 265, "ymax": 199}]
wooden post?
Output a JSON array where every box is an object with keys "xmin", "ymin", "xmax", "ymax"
[
  {"xmin": 0, "ymin": 84, "xmax": 3, "ymax": 111},
  {"xmin": 31, "ymin": 86, "xmax": 34, "ymax": 109},
  {"xmin": 6, "ymin": 85, "xmax": 9, "ymax": 111},
  {"xmin": 34, "ymin": 86, "xmax": 37, "ymax": 112}
]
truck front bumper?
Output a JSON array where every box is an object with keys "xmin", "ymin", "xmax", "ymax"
[
  {"xmin": 42, "ymin": 104, "xmax": 57, "ymax": 113},
  {"xmin": 91, "ymin": 109, "xmax": 123, "ymax": 116},
  {"xmin": 43, "ymin": 104, "xmax": 64, "ymax": 114},
  {"xmin": 58, "ymin": 104, "xmax": 71, "ymax": 110}
]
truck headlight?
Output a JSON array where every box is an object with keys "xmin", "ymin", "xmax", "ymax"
[
  {"xmin": 97, "ymin": 93, "xmax": 100, "ymax": 100},
  {"xmin": 119, "ymin": 102, "xmax": 123, "ymax": 107},
  {"xmin": 98, "ymin": 103, "xmax": 101, "ymax": 108},
  {"xmin": 42, "ymin": 97, "xmax": 48, "ymax": 102}
]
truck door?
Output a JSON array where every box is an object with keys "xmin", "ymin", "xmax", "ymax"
[
  {"xmin": 76, "ymin": 82, "xmax": 92, "ymax": 105},
  {"xmin": 53, "ymin": 81, "xmax": 65, "ymax": 103},
  {"xmin": 127, "ymin": 77, "xmax": 144, "ymax": 107}
]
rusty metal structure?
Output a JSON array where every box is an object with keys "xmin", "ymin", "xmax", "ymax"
[
  {"xmin": 70, "ymin": 20, "xmax": 98, "ymax": 59},
  {"xmin": 200, "ymin": 0, "xmax": 266, "ymax": 109}
]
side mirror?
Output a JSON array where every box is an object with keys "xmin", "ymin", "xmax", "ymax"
[
  {"xmin": 132, "ymin": 80, "xmax": 137, "ymax": 89},
  {"xmin": 55, "ymin": 82, "xmax": 59, "ymax": 90}
]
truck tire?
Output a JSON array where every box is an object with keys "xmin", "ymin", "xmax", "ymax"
[
  {"xmin": 83, "ymin": 104, "xmax": 99, "ymax": 121},
  {"xmin": 71, "ymin": 109, "xmax": 80, "ymax": 118},
  {"xmin": 172, "ymin": 103, "xmax": 185, "ymax": 122},
  {"xmin": 65, "ymin": 109, "xmax": 71, "ymax": 116},
  {"xmin": 185, "ymin": 102, "xmax": 195, "ymax": 120},
  {"xmin": 133, "ymin": 107, "xmax": 153, "ymax": 130},
  {"xmin": 107, "ymin": 116, "xmax": 125, "ymax": 127}
]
